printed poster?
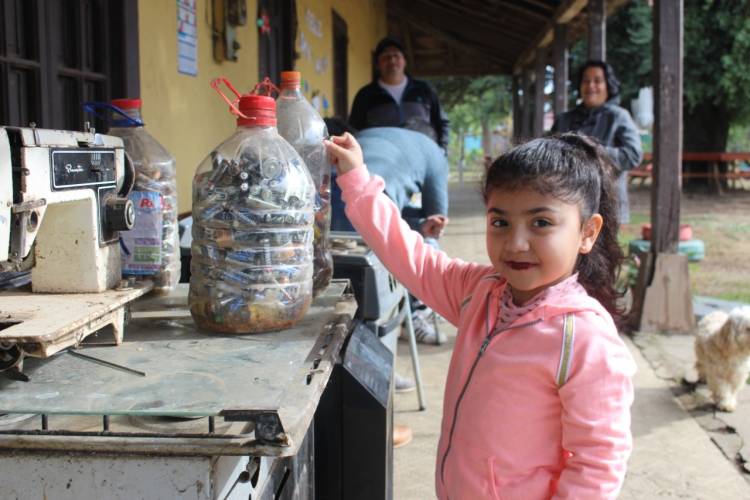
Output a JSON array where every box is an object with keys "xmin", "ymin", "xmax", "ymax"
[{"xmin": 177, "ymin": 0, "xmax": 198, "ymax": 76}]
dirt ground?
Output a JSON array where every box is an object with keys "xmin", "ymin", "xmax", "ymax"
[{"xmin": 622, "ymin": 183, "xmax": 750, "ymax": 302}]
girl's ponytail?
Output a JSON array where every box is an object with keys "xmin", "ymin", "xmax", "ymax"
[{"xmin": 571, "ymin": 138, "xmax": 624, "ymax": 322}]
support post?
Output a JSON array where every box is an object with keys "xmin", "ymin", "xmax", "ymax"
[
  {"xmin": 588, "ymin": 0, "xmax": 606, "ymax": 61},
  {"xmin": 651, "ymin": 0, "xmax": 683, "ymax": 255},
  {"xmin": 532, "ymin": 49, "xmax": 546, "ymax": 137},
  {"xmin": 521, "ymin": 68, "xmax": 533, "ymax": 139},
  {"xmin": 632, "ymin": 0, "xmax": 692, "ymax": 334},
  {"xmin": 553, "ymin": 23, "xmax": 568, "ymax": 117},
  {"xmin": 512, "ymin": 74, "xmax": 521, "ymax": 141}
]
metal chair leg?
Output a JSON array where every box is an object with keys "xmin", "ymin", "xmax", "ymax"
[
  {"xmin": 402, "ymin": 289, "xmax": 426, "ymax": 411},
  {"xmin": 430, "ymin": 309, "xmax": 444, "ymax": 345}
]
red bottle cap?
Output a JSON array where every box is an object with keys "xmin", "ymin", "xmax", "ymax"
[
  {"xmin": 111, "ymin": 98, "xmax": 142, "ymax": 110},
  {"xmin": 280, "ymin": 71, "xmax": 301, "ymax": 89},
  {"xmin": 237, "ymin": 94, "xmax": 276, "ymax": 127}
]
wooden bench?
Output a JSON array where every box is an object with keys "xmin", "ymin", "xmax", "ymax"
[{"xmin": 629, "ymin": 151, "xmax": 750, "ymax": 194}]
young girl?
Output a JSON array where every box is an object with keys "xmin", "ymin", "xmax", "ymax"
[{"xmin": 324, "ymin": 132, "xmax": 636, "ymax": 499}]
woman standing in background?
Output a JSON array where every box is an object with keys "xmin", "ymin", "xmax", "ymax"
[{"xmin": 552, "ymin": 60, "xmax": 643, "ymax": 223}]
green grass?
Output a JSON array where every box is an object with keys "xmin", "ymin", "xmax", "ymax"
[{"xmin": 624, "ymin": 187, "xmax": 750, "ymax": 304}]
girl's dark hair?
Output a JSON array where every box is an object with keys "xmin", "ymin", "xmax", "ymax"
[
  {"xmin": 577, "ymin": 60, "xmax": 620, "ymax": 100},
  {"xmin": 482, "ymin": 133, "xmax": 624, "ymax": 320}
]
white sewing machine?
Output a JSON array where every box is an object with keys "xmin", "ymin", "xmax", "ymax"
[{"xmin": 0, "ymin": 125, "xmax": 135, "ymax": 293}]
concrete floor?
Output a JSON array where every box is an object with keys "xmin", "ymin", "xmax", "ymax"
[{"xmin": 392, "ymin": 180, "xmax": 750, "ymax": 499}]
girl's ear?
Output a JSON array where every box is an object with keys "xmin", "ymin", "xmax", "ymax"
[{"xmin": 579, "ymin": 213, "xmax": 604, "ymax": 254}]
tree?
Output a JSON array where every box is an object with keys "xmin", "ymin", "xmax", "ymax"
[
  {"xmin": 605, "ymin": 0, "xmax": 652, "ymax": 111},
  {"xmin": 682, "ymin": 1, "xmax": 750, "ymax": 158},
  {"xmin": 603, "ymin": 0, "xmax": 750, "ymax": 187},
  {"xmin": 430, "ymin": 75, "xmax": 512, "ymax": 160}
]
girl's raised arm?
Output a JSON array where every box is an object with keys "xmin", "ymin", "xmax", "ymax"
[{"xmin": 324, "ymin": 135, "xmax": 488, "ymax": 326}]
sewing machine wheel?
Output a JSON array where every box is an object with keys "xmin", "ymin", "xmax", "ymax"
[
  {"xmin": 0, "ymin": 344, "xmax": 23, "ymax": 371},
  {"xmin": 120, "ymin": 151, "xmax": 136, "ymax": 196}
]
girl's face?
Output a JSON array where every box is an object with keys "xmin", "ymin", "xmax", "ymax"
[
  {"xmin": 485, "ymin": 187, "xmax": 603, "ymax": 305},
  {"xmin": 580, "ymin": 66, "xmax": 608, "ymax": 108}
]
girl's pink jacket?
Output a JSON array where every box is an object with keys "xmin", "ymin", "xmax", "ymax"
[{"xmin": 338, "ymin": 166, "xmax": 636, "ymax": 500}]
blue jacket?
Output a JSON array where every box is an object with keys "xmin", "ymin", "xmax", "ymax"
[{"xmin": 331, "ymin": 127, "xmax": 449, "ymax": 232}]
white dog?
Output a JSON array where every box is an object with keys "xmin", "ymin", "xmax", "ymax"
[{"xmin": 695, "ymin": 306, "xmax": 750, "ymax": 412}]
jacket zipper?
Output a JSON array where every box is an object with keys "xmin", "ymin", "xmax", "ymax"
[{"xmin": 439, "ymin": 296, "xmax": 542, "ymax": 489}]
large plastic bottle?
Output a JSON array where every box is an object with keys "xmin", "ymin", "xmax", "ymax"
[
  {"xmin": 276, "ymin": 71, "xmax": 333, "ymax": 296},
  {"xmin": 108, "ymin": 98, "xmax": 180, "ymax": 293},
  {"xmin": 189, "ymin": 80, "xmax": 316, "ymax": 333}
]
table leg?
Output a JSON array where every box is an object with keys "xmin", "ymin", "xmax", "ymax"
[{"xmin": 711, "ymin": 161, "xmax": 723, "ymax": 196}]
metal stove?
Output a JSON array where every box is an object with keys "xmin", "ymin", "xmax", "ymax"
[
  {"xmin": 0, "ymin": 282, "xmax": 393, "ymax": 500},
  {"xmin": 330, "ymin": 231, "xmax": 406, "ymax": 357},
  {"xmin": 330, "ymin": 232, "xmax": 426, "ymax": 415}
]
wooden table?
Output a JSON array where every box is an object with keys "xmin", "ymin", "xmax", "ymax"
[{"xmin": 630, "ymin": 151, "xmax": 750, "ymax": 194}]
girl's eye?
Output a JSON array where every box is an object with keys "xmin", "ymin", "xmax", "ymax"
[
  {"xmin": 532, "ymin": 219, "xmax": 552, "ymax": 228},
  {"xmin": 490, "ymin": 218, "xmax": 508, "ymax": 228}
]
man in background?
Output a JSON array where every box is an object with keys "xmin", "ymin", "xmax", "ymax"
[
  {"xmin": 349, "ymin": 37, "xmax": 450, "ymax": 153},
  {"xmin": 346, "ymin": 37, "xmax": 450, "ymax": 348}
]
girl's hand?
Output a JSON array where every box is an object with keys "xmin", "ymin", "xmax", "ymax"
[{"xmin": 324, "ymin": 133, "xmax": 364, "ymax": 175}]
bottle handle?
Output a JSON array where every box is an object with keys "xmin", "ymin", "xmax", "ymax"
[
  {"xmin": 253, "ymin": 77, "xmax": 280, "ymax": 97},
  {"xmin": 82, "ymin": 101, "xmax": 144, "ymax": 126},
  {"xmin": 210, "ymin": 77, "xmax": 250, "ymax": 119}
]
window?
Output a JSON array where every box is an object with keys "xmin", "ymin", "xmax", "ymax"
[
  {"xmin": 257, "ymin": 0, "xmax": 295, "ymax": 84},
  {"xmin": 0, "ymin": 0, "xmax": 138, "ymax": 131}
]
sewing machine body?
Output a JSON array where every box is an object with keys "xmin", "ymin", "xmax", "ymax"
[{"xmin": 0, "ymin": 126, "xmax": 133, "ymax": 292}]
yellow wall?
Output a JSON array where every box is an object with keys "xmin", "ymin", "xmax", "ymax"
[
  {"xmin": 138, "ymin": 0, "xmax": 386, "ymax": 213},
  {"xmin": 138, "ymin": 0, "xmax": 260, "ymax": 214},
  {"xmin": 293, "ymin": 0, "xmax": 387, "ymax": 118}
]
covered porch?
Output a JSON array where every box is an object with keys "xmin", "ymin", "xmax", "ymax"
[{"xmin": 388, "ymin": 0, "xmax": 689, "ymax": 332}]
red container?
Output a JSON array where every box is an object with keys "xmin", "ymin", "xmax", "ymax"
[{"xmin": 641, "ymin": 223, "xmax": 693, "ymax": 241}]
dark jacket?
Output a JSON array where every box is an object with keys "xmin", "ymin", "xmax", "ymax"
[
  {"xmin": 349, "ymin": 77, "xmax": 450, "ymax": 150},
  {"xmin": 552, "ymin": 99, "xmax": 642, "ymax": 223}
]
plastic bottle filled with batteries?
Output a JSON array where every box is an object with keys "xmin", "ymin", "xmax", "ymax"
[
  {"xmin": 106, "ymin": 98, "xmax": 181, "ymax": 293},
  {"xmin": 275, "ymin": 71, "xmax": 332, "ymax": 296},
  {"xmin": 189, "ymin": 79, "xmax": 316, "ymax": 334}
]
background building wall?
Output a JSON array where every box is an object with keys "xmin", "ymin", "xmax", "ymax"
[
  {"xmin": 137, "ymin": 0, "xmax": 261, "ymax": 214},
  {"xmin": 137, "ymin": 0, "xmax": 385, "ymax": 214},
  {"xmin": 293, "ymin": 0, "xmax": 387, "ymax": 119}
]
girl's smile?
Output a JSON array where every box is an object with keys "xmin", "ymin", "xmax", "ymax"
[
  {"xmin": 505, "ymin": 261, "xmax": 537, "ymax": 270},
  {"xmin": 485, "ymin": 188, "xmax": 602, "ymax": 305}
]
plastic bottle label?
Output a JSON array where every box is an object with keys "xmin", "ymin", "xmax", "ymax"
[{"xmin": 121, "ymin": 191, "xmax": 164, "ymax": 275}]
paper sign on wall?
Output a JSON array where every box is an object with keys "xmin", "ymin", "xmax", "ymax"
[
  {"xmin": 177, "ymin": 0, "xmax": 198, "ymax": 76},
  {"xmin": 298, "ymin": 31, "xmax": 312, "ymax": 60},
  {"xmin": 305, "ymin": 8, "xmax": 322, "ymax": 38}
]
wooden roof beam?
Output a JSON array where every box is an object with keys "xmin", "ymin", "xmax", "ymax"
[
  {"xmin": 486, "ymin": 0, "xmax": 552, "ymax": 21},
  {"xmin": 513, "ymin": 0, "xmax": 588, "ymax": 74},
  {"xmin": 431, "ymin": 0, "xmax": 540, "ymax": 36},
  {"xmin": 390, "ymin": 5, "xmax": 511, "ymax": 67},
  {"xmin": 400, "ymin": 18, "xmax": 416, "ymax": 67},
  {"xmin": 518, "ymin": 0, "xmax": 558, "ymax": 13},
  {"xmin": 447, "ymin": 0, "xmax": 549, "ymax": 27},
  {"xmin": 410, "ymin": 0, "xmax": 533, "ymax": 46}
]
